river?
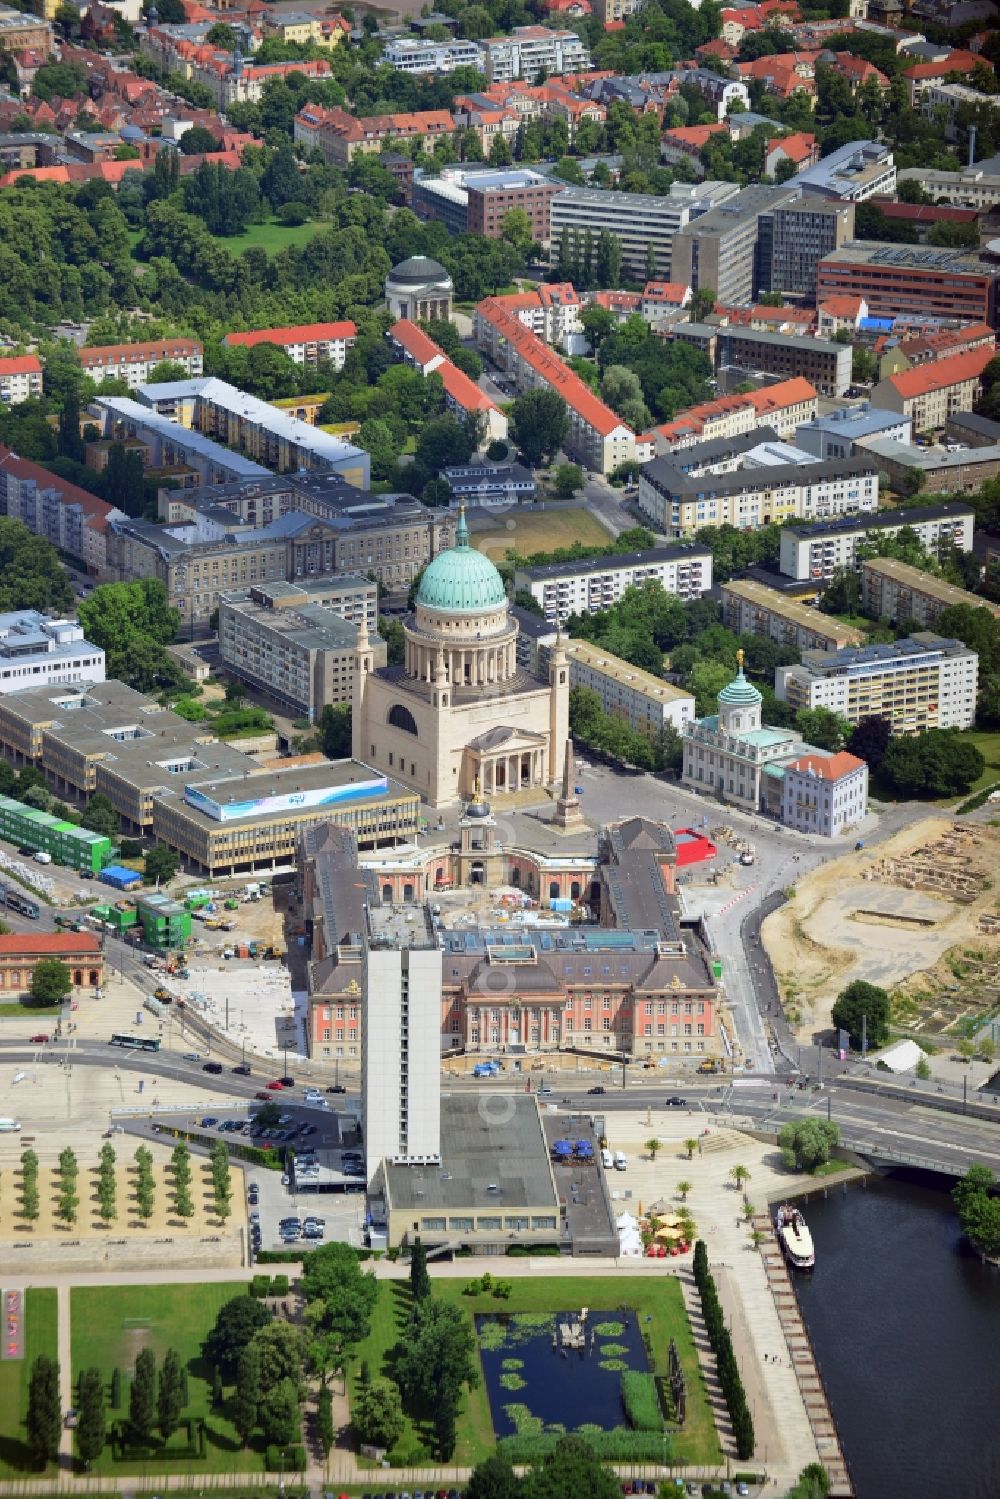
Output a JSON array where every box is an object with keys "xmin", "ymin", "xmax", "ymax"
[{"xmin": 792, "ymin": 1172, "xmax": 1000, "ymax": 1499}]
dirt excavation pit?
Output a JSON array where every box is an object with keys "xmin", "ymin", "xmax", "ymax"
[{"xmin": 762, "ymin": 818, "xmax": 1000, "ymax": 1040}]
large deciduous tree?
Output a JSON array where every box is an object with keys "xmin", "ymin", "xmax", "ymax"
[
  {"xmin": 509, "ymin": 388, "xmax": 569, "ymax": 468},
  {"xmin": 832, "ymin": 979, "xmax": 889, "ymax": 1050}
]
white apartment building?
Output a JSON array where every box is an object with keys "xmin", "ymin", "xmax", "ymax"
[
  {"xmin": 0, "ymin": 356, "xmax": 42, "ymax": 406},
  {"xmin": 77, "ymin": 339, "xmax": 203, "ymax": 390},
  {"xmin": 222, "ymin": 321, "xmax": 357, "ymax": 372},
  {"xmin": 918, "ymin": 81, "xmax": 1000, "ymax": 141},
  {"xmin": 362, "ymin": 918, "xmax": 442, "ymax": 1184},
  {"xmin": 0, "ymin": 612, "xmax": 105, "ymax": 693},
  {"xmin": 382, "ymin": 36, "xmax": 482, "ymax": 72},
  {"xmin": 638, "ymin": 456, "xmax": 880, "ymax": 537},
  {"xmin": 479, "ymin": 25, "xmax": 590, "ymax": 82},
  {"xmin": 776, "ymin": 633, "xmax": 979, "ymax": 731},
  {"xmin": 780, "ymin": 752, "xmax": 869, "ymax": 838},
  {"xmin": 860, "ymin": 555, "xmax": 1000, "ymax": 628},
  {"xmin": 779, "ymin": 504, "xmax": 976, "ymax": 582},
  {"xmin": 514, "ymin": 545, "xmax": 713, "ymax": 623},
  {"xmin": 562, "ymin": 638, "xmax": 695, "ymax": 736}
]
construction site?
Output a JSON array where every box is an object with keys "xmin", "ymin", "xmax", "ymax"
[{"xmin": 762, "ymin": 817, "xmax": 1000, "ymax": 1045}]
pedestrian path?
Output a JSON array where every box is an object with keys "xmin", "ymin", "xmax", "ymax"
[{"xmin": 56, "ymin": 1285, "xmax": 72, "ymax": 1472}]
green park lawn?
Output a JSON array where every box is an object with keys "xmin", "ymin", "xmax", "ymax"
[
  {"xmin": 954, "ymin": 729, "xmax": 1000, "ymax": 796},
  {"xmin": 0, "ymin": 1289, "xmax": 58, "ymax": 1478},
  {"xmin": 351, "ymin": 1274, "xmax": 720, "ymax": 1470},
  {"xmin": 69, "ymin": 1283, "xmax": 258, "ymax": 1476},
  {"xmin": 218, "ymin": 219, "xmax": 326, "ymax": 257}
]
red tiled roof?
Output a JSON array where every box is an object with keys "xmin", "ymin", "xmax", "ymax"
[
  {"xmin": 223, "ymin": 321, "xmax": 356, "ymax": 349},
  {"xmin": 477, "ymin": 299, "xmax": 631, "ymax": 437},
  {"xmin": 767, "ymin": 130, "xmax": 815, "ymax": 162},
  {"xmin": 0, "ymin": 932, "xmax": 101, "ymax": 954},
  {"xmin": 437, "ymin": 359, "xmax": 496, "ymax": 413},
  {"xmin": 662, "ymin": 124, "xmax": 727, "ymax": 149},
  {"xmin": 388, "ymin": 318, "xmax": 446, "ymax": 366},
  {"xmin": 643, "ymin": 281, "xmax": 690, "ymax": 303},
  {"xmin": 819, "ymin": 295, "xmax": 865, "ymax": 317},
  {"xmin": 747, "ymin": 377, "xmax": 816, "ymax": 414},
  {"xmin": 887, "ymin": 344, "xmax": 996, "ymax": 399},
  {"xmin": 0, "ymin": 355, "xmax": 42, "ymax": 376},
  {"xmin": 787, "ymin": 752, "xmax": 865, "ymax": 781},
  {"xmin": 79, "ymin": 338, "xmax": 201, "ymax": 367},
  {"xmin": 903, "ymin": 50, "xmax": 983, "ymax": 79},
  {"xmin": 0, "ymin": 446, "xmax": 114, "ymax": 531}
]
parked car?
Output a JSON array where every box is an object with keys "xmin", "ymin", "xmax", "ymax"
[
  {"xmin": 199, "ymin": 1117, "xmax": 219, "ymax": 1129},
  {"xmin": 202, "ymin": 1061, "xmax": 223, "ymax": 1074},
  {"xmin": 232, "ymin": 1063, "xmax": 252, "ymax": 1075}
]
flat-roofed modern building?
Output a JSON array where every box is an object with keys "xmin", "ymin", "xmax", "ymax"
[
  {"xmin": 856, "ymin": 437, "xmax": 1000, "ymax": 495},
  {"xmin": 479, "ymin": 25, "xmax": 590, "ymax": 82},
  {"xmin": 816, "ymin": 242, "xmax": 1000, "ymax": 327},
  {"xmin": 152, "ymin": 759, "xmax": 419, "ymax": 875},
  {"xmin": 373, "ymin": 1093, "xmax": 561, "ymax": 1250},
  {"xmin": 779, "ymin": 503, "xmax": 976, "ymax": 581},
  {"xmin": 669, "ymin": 184, "xmax": 799, "ymax": 305},
  {"xmin": 0, "ymin": 612, "xmax": 105, "ymax": 694},
  {"xmin": 219, "ymin": 578, "xmax": 384, "ymax": 717},
  {"xmin": 714, "ymin": 326, "xmax": 852, "ymax": 398},
  {"xmin": 776, "ymin": 632, "xmax": 979, "ymax": 731},
  {"xmin": 720, "ymin": 579, "xmax": 865, "ymax": 652},
  {"xmin": 794, "ymin": 139, "xmax": 896, "ymax": 202},
  {"xmin": 638, "ymin": 454, "xmax": 879, "ymax": 536},
  {"xmin": 860, "ymin": 555, "xmax": 1000, "ymax": 628},
  {"xmin": 550, "ymin": 181, "xmax": 738, "ymax": 277},
  {"xmin": 514, "ymin": 545, "xmax": 713, "ymax": 622},
  {"xmin": 796, "ymin": 402, "xmax": 912, "ymax": 459}
]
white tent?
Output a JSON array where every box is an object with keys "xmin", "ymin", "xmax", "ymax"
[
  {"xmin": 871, "ymin": 1038, "xmax": 924, "ymax": 1074},
  {"xmin": 616, "ymin": 1211, "xmax": 642, "ymax": 1257}
]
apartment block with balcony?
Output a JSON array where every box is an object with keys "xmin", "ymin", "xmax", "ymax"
[
  {"xmin": 515, "ymin": 545, "xmax": 713, "ymax": 623},
  {"xmin": 720, "ymin": 579, "xmax": 864, "ymax": 652},
  {"xmin": 479, "ymin": 25, "xmax": 590, "ymax": 82},
  {"xmin": 860, "ymin": 555, "xmax": 1000, "ymax": 629},
  {"xmin": 0, "ymin": 356, "xmax": 43, "ymax": 405},
  {"xmin": 638, "ymin": 455, "xmax": 879, "ymax": 536},
  {"xmin": 776, "ymin": 632, "xmax": 979, "ymax": 731},
  {"xmin": 779, "ymin": 504, "xmax": 975, "ymax": 582}
]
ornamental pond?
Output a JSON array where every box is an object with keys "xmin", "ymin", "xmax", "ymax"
[{"xmin": 476, "ymin": 1310, "xmax": 654, "ymax": 1439}]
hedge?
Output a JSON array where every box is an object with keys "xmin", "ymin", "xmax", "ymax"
[
  {"xmin": 693, "ymin": 1239, "xmax": 755, "ymax": 1462},
  {"xmin": 265, "ymin": 1445, "xmax": 305, "ymax": 1472},
  {"xmin": 498, "ymin": 1428, "xmax": 671, "ymax": 1462},
  {"xmin": 620, "ymin": 1371, "xmax": 663, "ymax": 1432}
]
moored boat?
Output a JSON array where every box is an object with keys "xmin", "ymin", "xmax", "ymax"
[{"xmin": 775, "ymin": 1202, "xmax": 815, "ymax": 1270}]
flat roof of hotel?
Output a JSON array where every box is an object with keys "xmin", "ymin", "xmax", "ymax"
[{"xmin": 382, "ymin": 1094, "xmax": 558, "ymax": 1213}]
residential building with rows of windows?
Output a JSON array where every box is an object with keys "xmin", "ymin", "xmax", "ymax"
[
  {"xmin": 859, "ymin": 555, "xmax": 1000, "ymax": 629},
  {"xmin": 776, "ymin": 633, "xmax": 980, "ymax": 731},
  {"xmin": 0, "ymin": 355, "xmax": 43, "ymax": 405},
  {"xmin": 222, "ymin": 322, "xmax": 356, "ymax": 371},
  {"xmin": 780, "ymin": 751, "xmax": 868, "ymax": 838},
  {"xmin": 514, "ymin": 545, "xmax": 713, "ymax": 623},
  {"xmin": 638, "ymin": 453, "xmax": 879, "ymax": 536},
  {"xmin": 77, "ymin": 339, "xmax": 203, "ymax": 389},
  {"xmin": 778, "ymin": 503, "xmax": 975, "ymax": 582}
]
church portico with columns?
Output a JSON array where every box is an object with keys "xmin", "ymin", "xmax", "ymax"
[{"xmin": 352, "ymin": 506, "xmax": 569, "ymax": 807}]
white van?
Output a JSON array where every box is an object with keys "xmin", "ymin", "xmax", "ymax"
[
  {"xmin": 0, "ymin": 1118, "xmax": 22, "ymax": 1132},
  {"xmin": 33, "ymin": 850, "xmax": 52, "ymax": 864},
  {"xmin": 614, "ymin": 1150, "xmax": 627, "ymax": 1171},
  {"xmin": 601, "ymin": 1148, "xmax": 613, "ymax": 1169}
]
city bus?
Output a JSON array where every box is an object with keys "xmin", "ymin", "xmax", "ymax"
[{"xmin": 108, "ymin": 1033, "xmax": 161, "ymax": 1052}]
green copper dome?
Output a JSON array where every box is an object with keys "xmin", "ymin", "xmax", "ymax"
[
  {"xmin": 718, "ymin": 652, "xmax": 762, "ymax": 708},
  {"xmin": 416, "ymin": 509, "xmax": 508, "ymax": 615}
]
